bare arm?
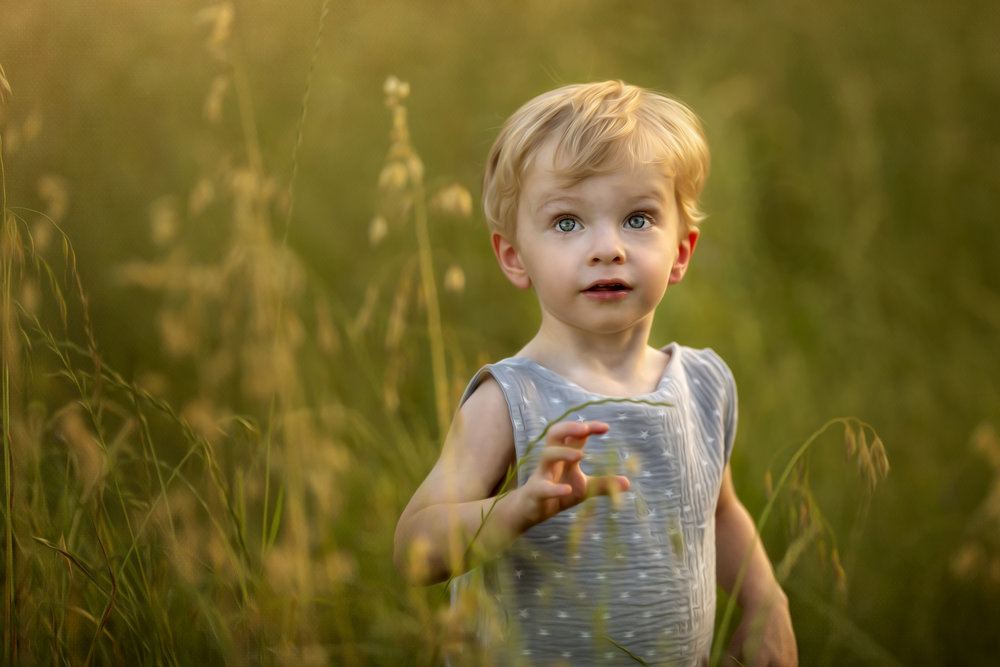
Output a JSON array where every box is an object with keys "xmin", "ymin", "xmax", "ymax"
[
  {"xmin": 394, "ymin": 376, "xmax": 629, "ymax": 585},
  {"xmin": 393, "ymin": 378, "xmax": 516, "ymax": 583},
  {"xmin": 715, "ymin": 464, "xmax": 798, "ymax": 666}
]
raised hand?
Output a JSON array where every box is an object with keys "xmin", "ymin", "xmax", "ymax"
[{"xmin": 513, "ymin": 420, "xmax": 630, "ymax": 528}]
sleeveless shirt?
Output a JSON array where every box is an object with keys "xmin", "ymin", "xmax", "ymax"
[{"xmin": 451, "ymin": 344, "xmax": 737, "ymax": 666}]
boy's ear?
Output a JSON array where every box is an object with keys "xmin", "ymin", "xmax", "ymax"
[
  {"xmin": 491, "ymin": 232, "xmax": 531, "ymax": 290},
  {"xmin": 668, "ymin": 228, "xmax": 700, "ymax": 285}
]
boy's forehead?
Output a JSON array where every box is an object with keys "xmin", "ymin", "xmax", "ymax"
[
  {"xmin": 527, "ymin": 136, "xmax": 674, "ymax": 180},
  {"xmin": 520, "ymin": 152, "xmax": 676, "ymax": 211},
  {"xmin": 525, "ymin": 138, "xmax": 674, "ymax": 186}
]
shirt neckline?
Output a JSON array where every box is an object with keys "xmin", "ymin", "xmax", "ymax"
[{"xmin": 506, "ymin": 342, "xmax": 681, "ymax": 400}]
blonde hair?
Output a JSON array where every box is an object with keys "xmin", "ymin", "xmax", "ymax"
[{"xmin": 482, "ymin": 81, "xmax": 710, "ymax": 239}]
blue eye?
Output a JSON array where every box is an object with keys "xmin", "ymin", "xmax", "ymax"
[
  {"xmin": 625, "ymin": 214, "xmax": 651, "ymax": 229},
  {"xmin": 556, "ymin": 217, "xmax": 580, "ymax": 232}
]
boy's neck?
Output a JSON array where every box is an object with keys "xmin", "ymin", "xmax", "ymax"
[{"xmin": 517, "ymin": 324, "xmax": 670, "ymax": 397}]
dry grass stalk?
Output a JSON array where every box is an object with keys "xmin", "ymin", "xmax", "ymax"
[
  {"xmin": 372, "ymin": 76, "xmax": 473, "ymax": 437},
  {"xmin": 0, "ymin": 4, "xmax": 362, "ymax": 661},
  {"xmin": 711, "ymin": 417, "xmax": 889, "ymax": 666}
]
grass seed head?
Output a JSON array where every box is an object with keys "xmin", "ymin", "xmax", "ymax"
[
  {"xmin": 406, "ymin": 155, "xmax": 424, "ymax": 182},
  {"xmin": 196, "ymin": 2, "xmax": 234, "ymax": 61},
  {"xmin": 624, "ymin": 451, "xmax": 642, "ymax": 476},
  {"xmin": 37, "ymin": 174, "xmax": 70, "ymax": 223},
  {"xmin": 31, "ymin": 217, "xmax": 54, "ymax": 252},
  {"xmin": 0, "ymin": 61, "xmax": 11, "ymax": 115},
  {"xmin": 443, "ymin": 264, "xmax": 466, "ymax": 293},
  {"xmin": 203, "ymin": 75, "xmax": 230, "ymax": 123},
  {"xmin": 631, "ymin": 489, "xmax": 648, "ymax": 516},
  {"xmin": 188, "ymin": 177, "xmax": 216, "ymax": 216},
  {"xmin": 430, "ymin": 183, "xmax": 473, "ymax": 219},
  {"xmin": 667, "ymin": 515, "xmax": 684, "ymax": 558},
  {"xmin": 368, "ymin": 214, "xmax": 388, "ymax": 246},
  {"xmin": 314, "ymin": 300, "xmax": 340, "ymax": 353},
  {"xmin": 149, "ymin": 196, "xmax": 179, "ymax": 246},
  {"xmin": 385, "ymin": 276, "xmax": 412, "ymax": 350},
  {"xmin": 383, "ymin": 75, "xmax": 410, "ymax": 104},
  {"xmin": 378, "ymin": 161, "xmax": 409, "ymax": 192},
  {"xmin": 971, "ymin": 421, "xmax": 1000, "ymax": 470},
  {"xmin": 871, "ymin": 436, "xmax": 890, "ymax": 480},
  {"xmin": 54, "ymin": 404, "xmax": 107, "ymax": 498},
  {"xmin": 798, "ymin": 500, "xmax": 811, "ymax": 532},
  {"xmin": 18, "ymin": 279, "xmax": 40, "ymax": 316},
  {"xmin": 158, "ymin": 309, "xmax": 197, "ymax": 358},
  {"xmin": 831, "ymin": 548, "xmax": 848, "ymax": 595},
  {"xmin": 844, "ymin": 424, "xmax": 858, "ymax": 459}
]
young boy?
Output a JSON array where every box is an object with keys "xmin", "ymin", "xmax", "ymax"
[{"xmin": 395, "ymin": 81, "xmax": 797, "ymax": 666}]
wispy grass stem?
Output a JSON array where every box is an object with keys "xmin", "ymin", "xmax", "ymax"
[
  {"xmin": 412, "ymin": 180, "xmax": 451, "ymax": 439},
  {"xmin": 1, "ymin": 133, "xmax": 18, "ymax": 667},
  {"xmin": 283, "ymin": 0, "xmax": 331, "ymax": 244},
  {"xmin": 709, "ymin": 417, "xmax": 885, "ymax": 666}
]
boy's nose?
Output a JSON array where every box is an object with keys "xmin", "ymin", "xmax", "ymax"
[{"xmin": 589, "ymin": 226, "xmax": 626, "ymax": 264}]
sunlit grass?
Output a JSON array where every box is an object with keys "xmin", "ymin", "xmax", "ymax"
[
  {"xmin": 0, "ymin": 37, "xmax": 898, "ymax": 667},
  {"xmin": 0, "ymin": 54, "xmax": 901, "ymax": 667},
  {"xmin": 2, "ymin": 0, "xmax": 999, "ymax": 664}
]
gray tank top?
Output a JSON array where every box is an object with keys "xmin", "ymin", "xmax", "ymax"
[{"xmin": 451, "ymin": 344, "xmax": 737, "ymax": 666}]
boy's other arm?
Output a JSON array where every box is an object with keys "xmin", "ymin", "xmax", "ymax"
[
  {"xmin": 394, "ymin": 376, "xmax": 629, "ymax": 585},
  {"xmin": 715, "ymin": 464, "xmax": 798, "ymax": 666}
]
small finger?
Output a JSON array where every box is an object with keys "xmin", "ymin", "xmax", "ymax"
[
  {"xmin": 538, "ymin": 445, "xmax": 583, "ymax": 466},
  {"xmin": 540, "ymin": 481, "xmax": 573, "ymax": 498},
  {"xmin": 523, "ymin": 475, "xmax": 574, "ymax": 500},
  {"xmin": 545, "ymin": 420, "xmax": 609, "ymax": 447}
]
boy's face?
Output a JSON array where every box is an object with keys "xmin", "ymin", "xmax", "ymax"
[{"xmin": 492, "ymin": 140, "xmax": 698, "ymax": 338}]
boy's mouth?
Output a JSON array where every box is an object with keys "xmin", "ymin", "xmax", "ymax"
[{"xmin": 583, "ymin": 280, "xmax": 631, "ymax": 293}]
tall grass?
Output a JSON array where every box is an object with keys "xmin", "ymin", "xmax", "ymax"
[
  {"xmin": 0, "ymin": 1, "xmax": 475, "ymax": 660},
  {"xmin": 3, "ymin": 4, "xmax": 352, "ymax": 664},
  {"xmin": 1, "ymin": 61, "xmax": 890, "ymax": 667},
  {"xmin": 3, "ymin": 0, "xmax": 999, "ymax": 664}
]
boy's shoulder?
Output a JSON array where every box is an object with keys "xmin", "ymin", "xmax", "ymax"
[
  {"xmin": 669, "ymin": 343, "xmax": 738, "ymax": 398},
  {"xmin": 671, "ymin": 344, "xmax": 739, "ymax": 458},
  {"xmin": 456, "ymin": 355, "xmax": 547, "ymax": 410},
  {"xmin": 669, "ymin": 343, "xmax": 735, "ymax": 381}
]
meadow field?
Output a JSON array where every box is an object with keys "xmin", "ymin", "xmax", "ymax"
[{"xmin": 2, "ymin": 0, "xmax": 999, "ymax": 664}]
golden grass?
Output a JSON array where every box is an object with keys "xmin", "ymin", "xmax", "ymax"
[
  {"xmin": 0, "ymin": 3, "xmax": 908, "ymax": 663},
  {"xmin": 0, "ymin": 66, "xmax": 892, "ymax": 667}
]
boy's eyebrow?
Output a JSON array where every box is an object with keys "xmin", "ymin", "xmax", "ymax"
[
  {"xmin": 534, "ymin": 187, "xmax": 673, "ymax": 213},
  {"xmin": 535, "ymin": 195, "xmax": 582, "ymax": 213}
]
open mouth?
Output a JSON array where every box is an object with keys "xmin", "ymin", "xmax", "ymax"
[{"xmin": 584, "ymin": 281, "xmax": 631, "ymax": 293}]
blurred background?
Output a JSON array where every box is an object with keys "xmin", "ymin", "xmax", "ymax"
[{"xmin": 3, "ymin": 0, "xmax": 999, "ymax": 664}]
